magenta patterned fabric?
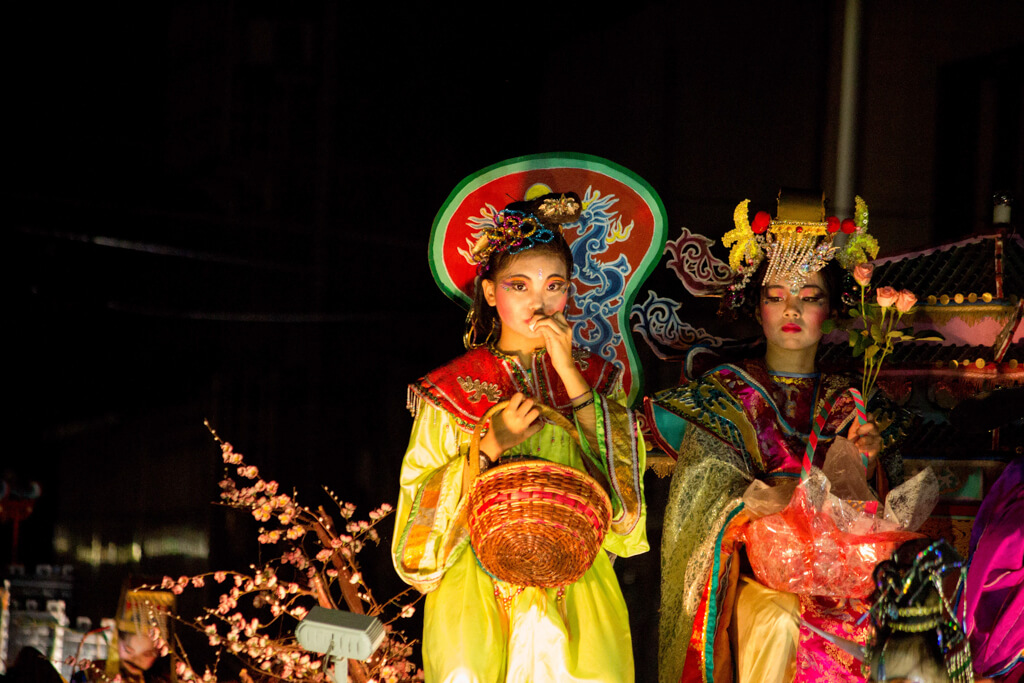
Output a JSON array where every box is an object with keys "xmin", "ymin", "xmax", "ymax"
[
  {"xmin": 796, "ymin": 595, "xmax": 872, "ymax": 682},
  {"xmin": 963, "ymin": 457, "xmax": 1024, "ymax": 682}
]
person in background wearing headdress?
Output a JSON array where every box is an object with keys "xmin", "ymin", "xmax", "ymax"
[
  {"xmin": 392, "ymin": 191, "xmax": 647, "ymax": 682},
  {"xmin": 648, "ymin": 191, "xmax": 918, "ymax": 683},
  {"xmin": 865, "ymin": 539, "xmax": 977, "ymax": 683},
  {"xmin": 72, "ymin": 585, "xmax": 175, "ymax": 683}
]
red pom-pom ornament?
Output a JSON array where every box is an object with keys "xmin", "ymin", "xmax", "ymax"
[
  {"xmin": 826, "ymin": 216, "xmax": 840, "ymax": 233},
  {"xmin": 841, "ymin": 218, "xmax": 857, "ymax": 234},
  {"xmin": 752, "ymin": 211, "xmax": 771, "ymax": 234}
]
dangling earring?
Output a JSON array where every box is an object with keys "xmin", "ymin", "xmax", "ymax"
[
  {"xmin": 463, "ymin": 308, "xmax": 480, "ymax": 349},
  {"xmin": 485, "ymin": 317, "xmax": 500, "ymax": 346}
]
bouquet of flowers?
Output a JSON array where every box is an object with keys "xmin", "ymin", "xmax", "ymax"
[{"xmin": 825, "ymin": 262, "xmax": 943, "ymax": 397}]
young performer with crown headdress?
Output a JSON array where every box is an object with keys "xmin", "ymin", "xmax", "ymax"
[
  {"xmin": 647, "ymin": 190, "xmax": 920, "ymax": 683},
  {"xmin": 392, "ymin": 176, "xmax": 649, "ymax": 682},
  {"xmin": 72, "ymin": 584, "xmax": 176, "ymax": 683}
]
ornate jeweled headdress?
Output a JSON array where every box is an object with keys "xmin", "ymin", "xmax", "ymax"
[
  {"xmin": 721, "ymin": 189, "xmax": 879, "ymax": 304},
  {"xmin": 469, "ymin": 193, "xmax": 581, "ymax": 271}
]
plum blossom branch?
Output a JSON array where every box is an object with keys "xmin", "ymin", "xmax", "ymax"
[{"xmin": 144, "ymin": 423, "xmax": 424, "ymax": 683}]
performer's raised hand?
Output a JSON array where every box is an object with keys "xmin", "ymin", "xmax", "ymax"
[{"xmin": 479, "ymin": 392, "xmax": 542, "ymax": 461}]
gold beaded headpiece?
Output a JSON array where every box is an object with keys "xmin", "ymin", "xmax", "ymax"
[
  {"xmin": 468, "ymin": 192, "xmax": 581, "ymax": 270},
  {"xmin": 722, "ymin": 189, "xmax": 878, "ymax": 303}
]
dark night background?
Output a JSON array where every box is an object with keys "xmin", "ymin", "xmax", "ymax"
[{"xmin": 8, "ymin": 2, "xmax": 1023, "ymax": 680}]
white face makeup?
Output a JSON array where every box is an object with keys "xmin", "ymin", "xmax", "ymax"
[
  {"xmin": 481, "ymin": 251, "xmax": 570, "ymax": 354},
  {"xmin": 759, "ymin": 270, "xmax": 831, "ymax": 354}
]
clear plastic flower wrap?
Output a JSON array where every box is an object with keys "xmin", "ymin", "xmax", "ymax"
[{"xmin": 744, "ymin": 467, "xmax": 926, "ymax": 599}]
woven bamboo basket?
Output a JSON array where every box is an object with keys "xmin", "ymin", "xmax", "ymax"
[{"xmin": 466, "ymin": 401, "xmax": 612, "ymax": 588}]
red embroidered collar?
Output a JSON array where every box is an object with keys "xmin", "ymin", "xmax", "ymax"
[{"xmin": 409, "ymin": 346, "xmax": 620, "ymax": 430}]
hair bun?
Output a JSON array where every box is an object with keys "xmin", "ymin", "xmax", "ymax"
[{"xmin": 526, "ymin": 192, "xmax": 582, "ymax": 226}]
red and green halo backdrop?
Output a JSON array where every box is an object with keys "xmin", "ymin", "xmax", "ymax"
[{"xmin": 429, "ymin": 152, "xmax": 667, "ymax": 406}]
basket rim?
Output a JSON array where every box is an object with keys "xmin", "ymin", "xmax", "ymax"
[{"xmin": 471, "ymin": 459, "xmax": 613, "ymax": 509}]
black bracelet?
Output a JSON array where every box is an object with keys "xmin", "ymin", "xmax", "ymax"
[
  {"xmin": 478, "ymin": 453, "xmax": 492, "ymax": 472},
  {"xmin": 571, "ymin": 396, "xmax": 595, "ymax": 413}
]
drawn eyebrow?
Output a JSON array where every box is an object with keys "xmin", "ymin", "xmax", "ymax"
[{"xmin": 505, "ymin": 272, "xmax": 568, "ymax": 280}]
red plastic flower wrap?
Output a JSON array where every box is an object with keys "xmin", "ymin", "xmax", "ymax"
[{"xmin": 744, "ymin": 469, "xmax": 924, "ymax": 598}]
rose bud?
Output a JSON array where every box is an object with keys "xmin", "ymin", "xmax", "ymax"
[
  {"xmin": 853, "ymin": 262, "xmax": 874, "ymax": 287},
  {"xmin": 876, "ymin": 286, "xmax": 898, "ymax": 308},
  {"xmin": 827, "ymin": 216, "xmax": 841, "ymax": 233},
  {"xmin": 841, "ymin": 218, "xmax": 858, "ymax": 234}
]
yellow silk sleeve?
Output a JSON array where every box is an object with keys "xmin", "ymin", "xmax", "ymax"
[
  {"xmin": 391, "ymin": 402, "xmax": 472, "ymax": 593},
  {"xmin": 592, "ymin": 387, "xmax": 648, "ymax": 558}
]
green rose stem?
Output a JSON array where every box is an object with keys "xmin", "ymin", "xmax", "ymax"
[{"xmin": 862, "ymin": 301, "xmax": 905, "ymax": 399}]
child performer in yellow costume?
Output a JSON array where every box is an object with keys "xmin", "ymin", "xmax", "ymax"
[{"xmin": 393, "ymin": 190, "xmax": 647, "ymax": 683}]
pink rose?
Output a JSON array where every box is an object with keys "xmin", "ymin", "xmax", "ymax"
[
  {"xmin": 895, "ymin": 289, "xmax": 917, "ymax": 313},
  {"xmin": 853, "ymin": 262, "xmax": 874, "ymax": 287},
  {"xmin": 875, "ymin": 286, "xmax": 898, "ymax": 308}
]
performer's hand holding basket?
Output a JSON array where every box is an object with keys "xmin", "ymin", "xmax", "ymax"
[{"xmin": 465, "ymin": 401, "xmax": 612, "ymax": 588}]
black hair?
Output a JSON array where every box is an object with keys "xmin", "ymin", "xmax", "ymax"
[{"xmin": 466, "ymin": 235, "xmax": 574, "ymax": 348}]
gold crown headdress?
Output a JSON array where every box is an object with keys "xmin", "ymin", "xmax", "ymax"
[
  {"xmin": 116, "ymin": 587, "xmax": 175, "ymax": 637},
  {"xmin": 105, "ymin": 585, "xmax": 176, "ymax": 678},
  {"xmin": 722, "ymin": 189, "xmax": 878, "ymax": 302}
]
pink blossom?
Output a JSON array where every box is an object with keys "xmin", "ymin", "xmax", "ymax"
[
  {"xmin": 253, "ymin": 501, "xmax": 272, "ymax": 522},
  {"xmin": 221, "ymin": 444, "xmax": 242, "ymax": 464},
  {"xmin": 191, "ymin": 576, "xmax": 205, "ymax": 588},
  {"xmin": 238, "ymin": 465, "xmax": 259, "ymax": 479},
  {"xmin": 875, "ymin": 286, "xmax": 898, "ymax": 308},
  {"xmin": 895, "ymin": 289, "xmax": 917, "ymax": 313}
]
